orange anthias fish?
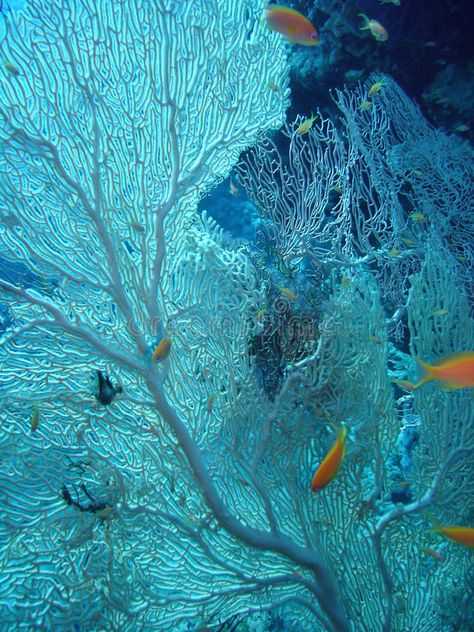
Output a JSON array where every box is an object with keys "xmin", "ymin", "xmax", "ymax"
[
  {"xmin": 311, "ymin": 425, "xmax": 347, "ymax": 492},
  {"xmin": 152, "ymin": 335, "xmax": 171, "ymax": 361},
  {"xmin": 431, "ymin": 522, "xmax": 474, "ymax": 549},
  {"xmin": 297, "ymin": 112, "xmax": 317, "ymax": 135},
  {"xmin": 358, "ymin": 14, "xmax": 388, "ymax": 42},
  {"xmin": 412, "ymin": 352, "xmax": 474, "ymax": 390},
  {"xmin": 264, "ymin": 5, "xmax": 320, "ymax": 46},
  {"xmin": 368, "ymin": 79, "xmax": 387, "ymax": 97},
  {"xmin": 280, "ymin": 287, "xmax": 297, "ymax": 301},
  {"xmin": 31, "ymin": 406, "xmax": 40, "ymax": 432},
  {"xmin": 420, "ymin": 546, "xmax": 443, "ymax": 561}
]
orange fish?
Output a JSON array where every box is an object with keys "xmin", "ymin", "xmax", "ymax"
[
  {"xmin": 264, "ymin": 5, "xmax": 320, "ymax": 46},
  {"xmin": 31, "ymin": 406, "xmax": 40, "ymax": 432},
  {"xmin": 392, "ymin": 481, "xmax": 410, "ymax": 489},
  {"xmin": 412, "ymin": 352, "xmax": 474, "ymax": 390},
  {"xmin": 152, "ymin": 335, "xmax": 171, "ymax": 361},
  {"xmin": 392, "ymin": 378, "xmax": 416, "ymax": 391},
  {"xmin": 431, "ymin": 521, "xmax": 474, "ymax": 549},
  {"xmin": 206, "ymin": 392, "xmax": 218, "ymax": 413},
  {"xmin": 358, "ymin": 100, "xmax": 373, "ymax": 111},
  {"xmin": 420, "ymin": 546, "xmax": 443, "ymax": 560},
  {"xmin": 229, "ymin": 179, "xmax": 239, "ymax": 196},
  {"xmin": 256, "ymin": 308, "xmax": 267, "ymax": 322},
  {"xmin": 368, "ymin": 79, "xmax": 387, "ymax": 97},
  {"xmin": 358, "ymin": 14, "xmax": 388, "ymax": 42},
  {"xmin": 311, "ymin": 425, "xmax": 347, "ymax": 492},
  {"xmin": 5, "ymin": 61, "xmax": 20, "ymax": 76},
  {"xmin": 297, "ymin": 112, "xmax": 317, "ymax": 135},
  {"xmin": 280, "ymin": 287, "xmax": 297, "ymax": 301}
]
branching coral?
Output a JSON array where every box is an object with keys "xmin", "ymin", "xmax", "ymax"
[{"xmin": 0, "ymin": 3, "xmax": 472, "ymax": 631}]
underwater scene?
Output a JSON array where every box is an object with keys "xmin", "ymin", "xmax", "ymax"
[{"xmin": 0, "ymin": 1, "xmax": 473, "ymax": 630}]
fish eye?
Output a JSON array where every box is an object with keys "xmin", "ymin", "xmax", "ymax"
[{"xmin": 310, "ymin": 32, "xmax": 317, "ymax": 39}]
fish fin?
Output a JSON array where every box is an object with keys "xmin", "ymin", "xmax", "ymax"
[
  {"xmin": 432, "ymin": 351, "xmax": 474, "ymax": 366},
  {"xmin": 440, "ymin": 383, "xmax": 463, "ymax": 391},
  {"xmin": 358, "ymin": 13, "xmax": 370, "ymax": 29},
  {"xmin": 392, "ymin": 378, "xmax": 416, "ymax": 391},
  {"xmin": 412, "ymin": 358, "xmax": 434, "ymax": 389},
  {"xmin": 425, "ymin": 512, "xmax": 442, "ymax": 534}
]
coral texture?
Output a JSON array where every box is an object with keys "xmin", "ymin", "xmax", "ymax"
[{"xmin": 0, "ymin": 2, "xmax": 473, "ymax": 631}]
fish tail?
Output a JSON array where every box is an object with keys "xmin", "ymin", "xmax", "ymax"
[
  {"xmin": 426, "ymin": 512, "xmax": 442, "ymax": 534},
  {"xmin": 358, "ymin": 13, "xmax": 370, "ymax": 29},
  {"xmin": 412, "ymin": 358, "xmax": 435, "ymax": 389}
]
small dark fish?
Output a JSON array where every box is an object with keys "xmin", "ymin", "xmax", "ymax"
[{"xmin": 93, "ymin": 370, "xmax": 122, "ymax": 405}]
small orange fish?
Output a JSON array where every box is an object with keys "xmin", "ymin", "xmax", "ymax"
[
  {"xmin": 388, "ymin": 247, "xmax": 401, "ymax": 257},
  {"xmin": 206, "ymin": 392, "xmax": 218, "ymax": 413},
  {"xmin": 409, "ymin": 212, "xmax": 426, "ymax": 223},
  {"xmin": 392, "ymin": 481, "xmax": 410, "ymax": 489},
  {"xmin": 392, "ymin": 379, "xmax": 416, "ymax": 391},
  {"xmin": 297, "ymin": 112, "xmax": 317, "ymax": 135},
  {"xmin": 264, "ymin": 5, "xmax": 320, "ymax": 46},
  {"xmin": 152, "ymin": 335, "xmax": 171, "ymax": 361},
  {"xmin": 5, "ymin": 61, "xmax": 20, "ymax": 76},
  {"xmin": 131, "ymin": 220, "xmax": 145, "ymax": 232},
  {"xmin": 229, "ymin": 179, "xmax": 239, "ymax": 196},
  {"xmin": 280, "ymin": 287, "xmax": 297, "ymax": 301},
  {"xmin": 431, "ymin": 309, "xmax": 448, "ymax": 317},
  {"xmin": 413, "ymin": 352, "xmax": 474, "ymax": 390},
  {"xmin": 311, "ymin": 425, "xmax": 347, "ymax": 492},
  {"xmin": 268, "ymin": 81, "xmax": 279, "ymax": 91},
  {"xmin": 358, "ymin": 14, "xmax": 388, "ymax": 42},
  {"xmin": 368, "ymin": 79, "xmax": 387, "ymax": 97},
  {"xmin": 256, "ymin": 308, "xmax": 267, "ymax": 322},
  {"xmin": 358, "ymin": 100, "xmax": 373, "ymax": 111},
  {"xmin": 31, "ymin": 406, "xmax": 40, "ymax": 432},
  {"xmin": 420, "ymin": 546, "xmax": 443, "ymax": 560},
  {"xmin": 431, "ymin": 520, "xmax": 474, "ymax": 549}
]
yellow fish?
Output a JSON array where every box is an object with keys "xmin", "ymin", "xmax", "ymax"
[
  {"xmin": 358, "ymin": 100, "xmax": 373, "ymax": 111},
  {"xmin": 152, "ymin": 335, "xmax": 171, "ymax": 361},
  {"xmin": 368, "ymin": 79, "xmax": 387, "ymax": 97},
  {"xmin": 297, "ymin": 112, "xmax": 317, "ymax": 135},
  {"xmin": 409, "ymin": 212, "xmax": 426, "ymax": 223}
]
